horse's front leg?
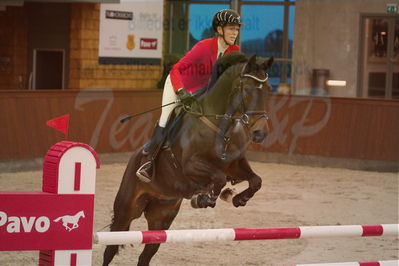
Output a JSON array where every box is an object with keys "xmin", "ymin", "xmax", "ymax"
[
  {"xmin": 226, "ymin": 158, "xmax": 262, "ymax": 207},
  {"xmin": 184, "ymin": 159, "xmax": 226, "ymax": 208},
  {"xmin": 191, "ymin": 183, "xmax": 225, "ymax": 208}
]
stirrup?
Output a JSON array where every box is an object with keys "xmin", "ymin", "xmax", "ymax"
[{"xmin": 136, "ymin": 161, "xmax": 153, "ymax": 183}]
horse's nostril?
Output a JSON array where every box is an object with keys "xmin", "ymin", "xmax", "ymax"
[{"xmin": 252, "ymin": 130, "xmax": 266, "ymax": 143}]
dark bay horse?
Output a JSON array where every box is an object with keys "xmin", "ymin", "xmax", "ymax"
[{"xmin": 102, "ymin": 53, "xmax": 273, "ymax": 266}]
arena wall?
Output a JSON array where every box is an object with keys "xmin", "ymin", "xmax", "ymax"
[{"xmin": 0, "ymin": 90, "xmax": 397, "ymax": 171}]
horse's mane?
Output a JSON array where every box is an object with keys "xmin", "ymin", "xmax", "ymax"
[{"xmin": 199, "ymin": 52, "xmax": 248, "ymax": 97}]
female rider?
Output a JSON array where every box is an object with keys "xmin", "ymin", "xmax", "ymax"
[{"xmin": 137, "ymin": 9, "xmax": 243, "ymax": 182}]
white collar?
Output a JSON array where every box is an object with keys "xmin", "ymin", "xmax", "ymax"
[{"xmin": 217, "ymin": 39, "xmax": 228, "ymax": 57}]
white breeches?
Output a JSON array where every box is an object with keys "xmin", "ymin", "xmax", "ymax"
[{"xmin": 159, "ymin": 74, "xmax": 178, "ymax": 127}]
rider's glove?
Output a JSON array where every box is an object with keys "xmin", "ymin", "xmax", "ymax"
[{"xmin": 177, "ymin": 88, "xmax": 194, "ymax": 106}]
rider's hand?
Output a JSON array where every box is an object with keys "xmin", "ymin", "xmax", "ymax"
[{"xmin": 177, "ymin": 88, "xmax": 194, "ymax": 106}]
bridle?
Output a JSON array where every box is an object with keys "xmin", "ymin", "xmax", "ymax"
[
  {"xmin": 185, "ymin": 64, "xmax": 270, "ymax": 160},
  {"xmin": 236, "ymin": 72, "xmax": 269, "ymax": 128}
]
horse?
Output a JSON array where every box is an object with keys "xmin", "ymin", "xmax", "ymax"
[
  {"xmin": 102, "ymin": 52, "xmax": 273, "ymax": 266},
  {"xmin": 53, "ymin": 210, "xmax": 85, "ymax": 232}
]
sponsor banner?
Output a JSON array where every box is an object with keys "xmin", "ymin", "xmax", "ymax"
[
  {"xmin": 140, "ymin": 38, "xmax": 157, "ymax": 50},
  {"xmin": 105, "ymin": 10, "xmax": 133, "ymax": 20},
  {"xmin": 99, "ymin": 0, "xmax": 163, "ymax": 65},
  {"xmin": 0, "ymin": 192, "xmax": 94, "ymax": 251}
]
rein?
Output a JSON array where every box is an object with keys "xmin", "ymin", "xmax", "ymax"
[{"xmin": 185, "ymin": 73, "xmax": 269, "ymax": 120}]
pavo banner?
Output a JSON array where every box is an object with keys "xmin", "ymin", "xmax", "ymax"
[{"xmin": 99, "ymin": 0, "xmax": 163, "ymax": 65}]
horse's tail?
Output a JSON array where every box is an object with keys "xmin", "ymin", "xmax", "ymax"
[{"xmin": 53, "ymin": 217, "xmax": 62, "ymax": 222}]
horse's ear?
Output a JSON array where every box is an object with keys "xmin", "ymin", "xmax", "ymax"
[
  {"xmin": 262, "ymin": 56, "xmax": 274, "ymax": 71},
  {"xmin": 248, "ymin": 54, "xmax": 257, "ymax": 65},
  {"xmin": 243, "ymin": 54, "xmax": 257, "ymax": 73}
]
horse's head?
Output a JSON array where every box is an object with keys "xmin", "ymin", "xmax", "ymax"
[
  {"xmin": 195, "ymin": 53, "xmax": 273, "ymax": 160},
  {"xmin": 229, "ymin": 54, "xmax": 273, "ymax": 144}
]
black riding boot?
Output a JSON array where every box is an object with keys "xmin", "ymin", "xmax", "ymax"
[{"xmin": 137, "ymin": 125, "xmax": 165, "ymax": 182}]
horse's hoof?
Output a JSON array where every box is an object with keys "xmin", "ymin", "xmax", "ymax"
[
  {"xmin": 190, "ymin": 195, "xmax": 201, "ymax": 208},
  {"xmin": 232, "ymin": 196, "xmax": 247, "ymax": 207},
  {"xmin": 219, "ymin": 188, "xmax": 236, "ymax": 202},
  {"xmin": 191, "ymin": 194, "xmax": 216, "ymax": 208}
]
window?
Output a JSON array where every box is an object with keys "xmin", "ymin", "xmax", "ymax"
[
  {"xmin": 240, "ymin": 1, "xmax": 294, "ymax": 91},
  {"xmin": 188, "ymin": 4, "xmax": 229, "ymax": 49},
  {"xmin": 166, "ymin": 0, "xmax": 295, "ymax": 91},
  {"xmin": 240, "ymin": 5, "xmax": 284, "ymax": 58},
  {"xmin": 359, "ymin": 16, "xmax": 399, "ymax": 99}
]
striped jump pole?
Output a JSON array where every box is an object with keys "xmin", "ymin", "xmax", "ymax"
[
  {"xmin": 281, "ymin": 260, "xmax": 399, "ymax": 266},
  {"xmin": 94, "ymin": 224, "xmax": 399, "ymax": 245}
]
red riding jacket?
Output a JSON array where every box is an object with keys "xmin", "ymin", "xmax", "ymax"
[{"xmin": 169, "ymin": 36, "xmax": 240, "ymax": 93}]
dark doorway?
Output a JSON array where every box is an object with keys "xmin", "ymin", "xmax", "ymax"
[{"xmin": 34, "ymin": 50, "xmax": 64, "ymax": 90}]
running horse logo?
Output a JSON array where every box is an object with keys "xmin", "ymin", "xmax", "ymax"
[{"xmin": 53, "ymin": 210, "xmax": 85, "ymax": 232}]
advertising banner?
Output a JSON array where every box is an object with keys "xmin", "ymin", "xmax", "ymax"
[
  {"xmin": 99, "ymin": 0, "xmax": 163, "ymax": 65},
  {"xmin": 0, "ymin": 193, "xmax": 94, "ymax": 251}
]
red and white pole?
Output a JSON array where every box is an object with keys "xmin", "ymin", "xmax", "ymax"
[
  {"xmin": 281, "ymin": 260, "xmax": 398, "ymax": 266},
  {"xmin": 95, "ymin": 224, "xmax": 399, "ymax": 245}
]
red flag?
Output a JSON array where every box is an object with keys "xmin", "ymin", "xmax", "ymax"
[{"xmin": 46, "ymin": 114, "xmax": 70, "ymax": 139}]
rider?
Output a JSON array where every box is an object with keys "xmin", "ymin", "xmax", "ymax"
[{"xmin": 137, "ymin": 9, "xmax": 243, "ymax": 182}]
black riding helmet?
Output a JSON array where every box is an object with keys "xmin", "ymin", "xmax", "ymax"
[
  {"xmin": 212, "ymin": 9, "xmax": 243, "ymax": 46},
  {"xmin": 212, "ymin": 9, "xmax": 243, "ymax": 33}
]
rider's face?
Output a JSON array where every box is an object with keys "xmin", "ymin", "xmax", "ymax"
[{"xmin": 218, "ymin": 24, "xmax": 240, "ymax": 45}]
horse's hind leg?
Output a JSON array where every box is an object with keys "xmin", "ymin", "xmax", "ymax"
[
  {"xmin": 137, "ymin": 198, "xmax": 182, "ymax": 266},
  {"xmin": 102, "ymin": 220, "xmax": 129, "ymax": 266},
  {"xmin": 103, "ymin": 155, "xmax": 149, "ymax": 266},
  {"xmin": 103, "ymin": 193, "xmax": 149, "ymax": 266}
]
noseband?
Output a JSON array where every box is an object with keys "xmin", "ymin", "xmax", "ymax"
[{"xmin": 241, "ymin": 72, "xmax": 269, "ymax": 83}]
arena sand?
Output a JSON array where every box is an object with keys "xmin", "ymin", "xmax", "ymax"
[{"xmin": 0, "ymin": 162, "xmax": 398, "ymax": 266}]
